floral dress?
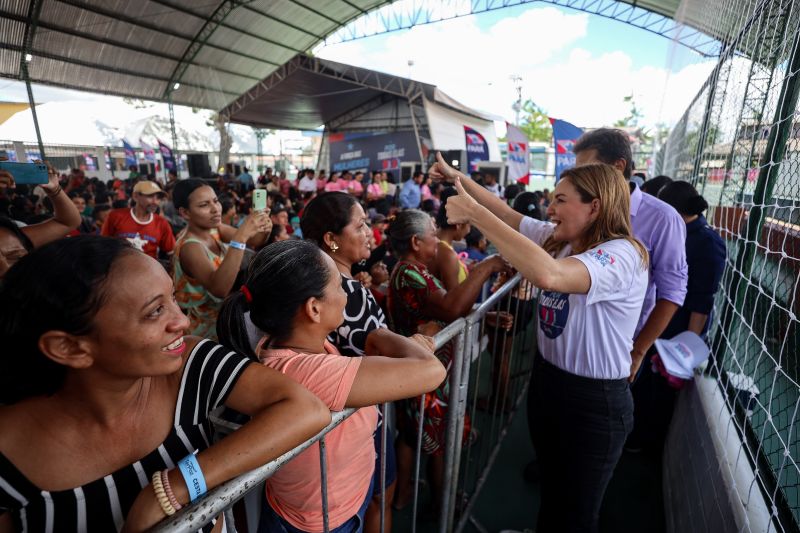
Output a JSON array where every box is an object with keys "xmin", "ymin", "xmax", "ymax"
[
  {"xmin": 173, "ymin": 229, "xmax": 226, "ymax": 340},
  {"xmin": 387, "ymin": 260, "xmax": 469, "ymax": 455}
]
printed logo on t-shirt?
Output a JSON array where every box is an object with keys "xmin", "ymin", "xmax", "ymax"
[
  {"xmin": 591, "ymin": 248, "xmax": 616, "ymax": 267},
  {"xmin": 120, "ymin": 232, "xmax": 152, "ymax": 251},
  {"xmin": 538, "ymin": 291, "xmax": 569, "ymax": 339}
]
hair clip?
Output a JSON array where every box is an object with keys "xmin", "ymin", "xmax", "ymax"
[{"xmin": 240, "ymin": 284, "xmax": 253, "ymax": 303}]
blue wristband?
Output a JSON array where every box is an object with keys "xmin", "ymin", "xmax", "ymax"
[
  {"xmin": 229, "ymin": 240, "xmax": 246, "ymax": 250},
  {"xmin": 177, "ymin": 453, "xmax": 207, "ymax": 502}
]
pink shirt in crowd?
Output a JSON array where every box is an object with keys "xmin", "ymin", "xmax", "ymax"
[
  {"xmin": 258, "ymin": 341, "xmax": 378, "ymax": 531},
  {"xmin": 324, "ymin": 180, "xmax": 345, "ymax": 192},
  {"xmin": 347, "ymin": 180, "xmax": 363, "ymax": 195}
]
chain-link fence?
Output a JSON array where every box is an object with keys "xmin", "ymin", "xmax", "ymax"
[{"xmin": 656, "ymin": 1, "xmax": 800, "ymax": 529}]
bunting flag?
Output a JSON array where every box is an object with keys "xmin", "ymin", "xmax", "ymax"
[
  {"xmin": 122, "ymin": 139, "xmax": 137, "ymax": 167},
  {"xmin": 157, "ymin": 139, "xmax": 176, "ymax": 172},
  {"xmin": 464, "ymin": 126, "xmax": 489, "ymax": 173},
  {"xmin": 549, "ymin": 118, "xmax": 584, "ymax": 181},
  {"xmin": 505, "ymin": 122, "xmax": 530, "ymax": 185},
  {"xmin": 140, "ymin": 138, "xmax": 156, "ymax": 163}
]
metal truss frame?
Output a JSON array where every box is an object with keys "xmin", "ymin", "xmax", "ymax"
[
  {"xmin": 220, "ymin": 54, "xmax": 433, "ymax": 119},
  {"xmin": 322, "ymin": 0, "xmax": 723, "ymax": 58}
]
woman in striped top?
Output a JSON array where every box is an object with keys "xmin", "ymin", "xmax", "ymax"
[{"xmin": 0, "ymin": 235, "xmax": 330, "ymax": 532}]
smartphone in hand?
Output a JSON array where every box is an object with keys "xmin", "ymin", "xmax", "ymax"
[
  {"xmin": 0, "ymin": 162, "xmax": 48, "ymax": 185},
  {"xmin": 253, "ymin": 189, "xmax": 267, "ymax": 212}
]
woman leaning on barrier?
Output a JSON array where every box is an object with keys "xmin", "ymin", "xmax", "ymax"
[
  {"xmin": 216, "ymin": 240, "xmax": 446, "ymax": 533},
  {"xmin": 300, "ymin": 191, "xmax": 410, "ymax": 533},
  {"xmin": 384, "ymin": 209, "xmax": 510, "ymax": 512},
  {"xmin": 436, "ymin": 156, "xmax": 649, "ymax": 533},
  {"xmin": 0, "ymin": 235, "xmax": 330, "ymax": 533}
]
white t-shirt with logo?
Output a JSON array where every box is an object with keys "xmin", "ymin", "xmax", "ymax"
[{"xmin": 520, "ymin": 216, "xmax": 648, "ymax": 380}]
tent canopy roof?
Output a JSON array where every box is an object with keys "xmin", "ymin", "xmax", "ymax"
[{"xmin": 220, "ymin": 54, "xmax": 497, "ymax": 131}]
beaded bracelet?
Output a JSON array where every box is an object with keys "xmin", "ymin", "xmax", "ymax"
[
  {"xmin": 161, "ymin": 469, "xmax": 183, "ymax": 511},
  {"xmin": 151, "ymin": 471, "xmax": 177, "ymax": 516}
]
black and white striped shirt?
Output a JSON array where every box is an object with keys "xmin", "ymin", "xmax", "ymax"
[{"xmin": 0, "ymin": 339, "xmax": 252, "ymax": 532}]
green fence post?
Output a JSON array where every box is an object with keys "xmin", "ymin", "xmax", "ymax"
[{"xmin": 714, "ymin": 26, "xmax": 800, "ymax": 372}]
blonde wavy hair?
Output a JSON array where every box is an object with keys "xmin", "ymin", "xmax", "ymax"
[{"xmin": 542, "ymin": 163, "xmax": 649, "ymax": 268}]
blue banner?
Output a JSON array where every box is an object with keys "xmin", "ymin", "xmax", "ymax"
[
  {"xmin": 328, "ymin": 131, "xmax": 419, "ymax": 173},
  {"xmin": 464, "ymin": 126, "xmax": 489, "ymax": 173},
  {"xmin": 122, "ymin": 139, "xmax": 137, "ymax": 167},
  {"xmin": 158, "ymin": 139, "xmax": 176, "ymax": 172},
  {"xmin": 549, "ymin": 118, "xmax": 583, "ymax": 181}
]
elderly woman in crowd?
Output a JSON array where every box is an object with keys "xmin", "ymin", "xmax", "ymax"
[{"xmin": 386, "ymin": 209, "xmax": 508, "ymax": 511}]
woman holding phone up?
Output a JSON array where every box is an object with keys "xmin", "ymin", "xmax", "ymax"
[
  {"xmin": 172, "ymin": 178, "xmax": 271, "ymax": 340},
  {"xmin": 435, "ymin": 156, "xmax": 648, "ymax": 533}
]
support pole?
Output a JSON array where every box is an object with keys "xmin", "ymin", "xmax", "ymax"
[
  {"xmin": 22, "ymin": 65, "xmax": 45, "ymax": 160},
  {"xmin": 168, "ymin": 95, "xmax": 179, "ymax": 176},
  {"xmin": 19, "ymin": 0, "xmax": 45, "ymax": 159},
  {"xmin": 107, "ymin": 146, "xmax": 115, "ymax": 179},
  {"xmin": 408, "ymin": 90, "xmax": 426, "ymax": 171}
]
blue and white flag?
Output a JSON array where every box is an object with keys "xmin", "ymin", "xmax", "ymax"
[
  {"xmin": 505, "ymin": 122, "xmax": 530, "ymax": 185},
  {"xmin": 158, "ymin": 139, "xmax": 176, "ymax": 172},
  {"xmin": 140, "ymin": 138, "xmax": 156, "ymax": 163},
  {"xmin": 549, "ymin": 118, "xmax": 583, "ymax": 181},
  {"xmin": 122, "ymin": 139, "xmax": 137, "ymax": 167},
  {"xmin": 464, "ymin": 126, "xmax": 489, "ymax": 173}
]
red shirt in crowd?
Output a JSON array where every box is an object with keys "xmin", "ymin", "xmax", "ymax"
[{"xmin": 101, "ymin": 208, "xmax": 175, "ymax": 258}]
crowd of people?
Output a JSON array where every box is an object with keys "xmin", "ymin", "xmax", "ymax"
[{"xmin": 0, "ymin": 127, "xmax": 726, "ymax": 533}]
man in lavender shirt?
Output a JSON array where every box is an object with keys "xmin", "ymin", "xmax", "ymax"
[{"xmin": 574, "ymin": 129, "xmax": 688, "ymax": 377}]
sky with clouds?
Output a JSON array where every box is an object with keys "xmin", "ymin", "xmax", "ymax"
[
  {"xmin": 0, "ymin": 3, "xmax": 717, "ymax": 146},
  {"xmin": 315, "ymin": 4, "xmax": 716, "ymax": 132}
]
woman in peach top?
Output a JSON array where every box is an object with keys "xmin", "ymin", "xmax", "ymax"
[{"xmin": 217, "ymin": 240, "xmax": 445, "ymax": 533}]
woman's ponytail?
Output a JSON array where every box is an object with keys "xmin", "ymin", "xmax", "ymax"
[{"xmin": 217, "ymin": 289, "xmax": 258, "ymax": 359}]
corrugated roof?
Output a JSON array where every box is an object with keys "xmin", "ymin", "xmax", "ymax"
[
  {"xmin": 0, "ymin": 0, "xmax": 392, "ymax": 109},
  {"xmin": 0, "ymin": 0, "xmax": 753, "ymax": 111}
]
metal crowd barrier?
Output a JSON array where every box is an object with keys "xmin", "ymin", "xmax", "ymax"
[{"xmin": 153, "ymin": 273, "xmax": 535, "ymax": 532}]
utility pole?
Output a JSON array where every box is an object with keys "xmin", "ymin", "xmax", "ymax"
[
  {"xmin": 510, "ymin": 75, "xmax": 523, "ymax": 125},
  {"xmin": 510, "ymin": 75, "xmax": 523, "ymax": 126}
]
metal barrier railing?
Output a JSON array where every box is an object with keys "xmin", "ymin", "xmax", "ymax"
[
  {"xmin": 153, "ymin": 273, "xmax": 534, "ymax": 532},
  {"xmin": 439, "ymin": 273, "xmax": 536, "ymax": 533}
]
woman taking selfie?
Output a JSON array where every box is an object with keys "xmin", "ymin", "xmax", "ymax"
[
  {"xmin": 0, "ymin": 236, "xmax": 329, "ymax": 532},
  {"xmin": 172, "ymin": 178, "xmax": 271, "ymax": 340}
]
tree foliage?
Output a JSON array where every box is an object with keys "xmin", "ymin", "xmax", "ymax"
[
  {"xmin": 518, "ymin": 99, "xmax": 552, "ymax": 143},
  {"xmin": 614, "ymin": 94, "xmax": 644, "ymax": 128}
]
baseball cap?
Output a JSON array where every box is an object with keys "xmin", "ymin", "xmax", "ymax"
[
  {"xmin": 133, "ymin": 180, "xmax": 164, "ymax": 195},
  {"xmin": 654, "ymin": 331, "xmax": 710, "ymax": 380}
]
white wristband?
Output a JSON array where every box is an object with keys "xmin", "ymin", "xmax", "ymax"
[{"xmin": 229, "ymin": 241, "xmax": 246, "ymax": 250}]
